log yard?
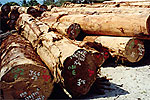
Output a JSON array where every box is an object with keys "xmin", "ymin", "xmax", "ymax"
[{"xmin": 0, "ymin": 0, "xmax": 150, "ymax": 99}]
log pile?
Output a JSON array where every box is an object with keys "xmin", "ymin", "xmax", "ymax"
[
  {"xmin": 16, "ymin": 13, "xmax": 108, "ymax": 97},
  {"xmin": 0, "ymin": 0, "xmax": 150, "ymax": 99}
]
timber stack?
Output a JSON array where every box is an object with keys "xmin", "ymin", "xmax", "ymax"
[{"xmin": 0, "ymin": 0, "xmax": 150, "ymax": 99}]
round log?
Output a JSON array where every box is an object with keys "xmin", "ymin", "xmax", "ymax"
[
  {"xmin": 0, "ymin": 34, "xmax": 54, "ymax": 100},
  {"xmin": 50, "ymin": 7, "xmax": 150, "ymax": 15},
  {"xmin": 57, "ymin": 13, "xmax": 150, "ymax": 37},
  {"xmin": 40, "ymin": 15, "xmax": 81, "ymax": 40},
  {"xmin": 92, "ymin": 36, "xmax": 145, "ymax": 62}
]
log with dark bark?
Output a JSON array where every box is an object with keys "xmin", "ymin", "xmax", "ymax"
[
  {"xmin": 0, "ymin": 34, "xmax": 54, "ymax": 100},
  {"xmin": 16, "ymin": 13, "xmax": 106, "ymax": 97},
  {"xmin": 84, "ymin": 36, "xmax": 145, "ymax": 62}
]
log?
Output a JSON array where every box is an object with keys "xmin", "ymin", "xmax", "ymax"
[
  {"xmin": 103, "ymin": 0, "xmax": 149, "ymax": 4},
  {"xmin": 40, "ymin": 13, "xmax": 81, "ymax": 40},
  {"xmin": 84, "ymin": 36, "xmax": 145, "ymax": 62},
  {"xmin": 16, "ymin": 13, "xmax": 106, "ymax": 97},
  {"xmin": 0, "ymin": 34, "xmax": 54, "ymax": 99},
  {"xmin": 50, "ymin": 7, "xmax": 150, "ymax": 15},
  {"xmin": 122, "ymin": 2, "xmax": 150, "ymax": 8},
  {"xmin": 56, "ymin": 13, "xmax": 150, "ymax": 38}
]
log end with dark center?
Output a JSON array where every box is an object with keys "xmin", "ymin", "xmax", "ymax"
[
  {"xmin": 27, "ymin": 7, "xmax": 40, "ymax": 18},
  {"xmin": 62, "ymin": 49, "xmax": 97, "ymax": 97},
  {"xmin": 67, "ymin": 23, "xmax": 81, "ymax": 40},
  {"xmin": 1, "ymin": 4, "xmax": 11, "ymax": 15}
]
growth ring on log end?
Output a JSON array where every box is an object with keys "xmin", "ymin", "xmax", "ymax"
[
  {"xmin": 67, "ymin": 23, "xmax": 81, "ymax": 40},
  {"xmin": 62, "ymin": 49, "xmax": 97, "ymax": 97},
  {"xmin": 125, "ymin": 39, "xmax": 145, "ymax": 62}
]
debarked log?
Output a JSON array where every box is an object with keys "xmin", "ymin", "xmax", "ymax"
[
  {"xmin": 50, "ymin": 7, "xmax": 150, "ymax": 15},
  {"xmin": 0, "ymin": 34, "xmax": 54, "ymax": 99},
  {"xmin": 84, "ymin": 36, "xmax": 145, "ymax": 62},
  {"xmin": 57, "ymin": 14, "xmax": 150, "ymax": 37},
  {"xmin": 16, "ymin": 14, "xmax": 106, "ymax": 97},
  {"xmin": 40, "ymin": 14, "xmax": 81, "ymax": 40}
]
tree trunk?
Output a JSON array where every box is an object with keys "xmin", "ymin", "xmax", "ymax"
[
  {"xmin": 56, "ymin": 14, "xmax": 150, "ymax": 38},
  {"xmin": 16, "ymin": 13, "xmax": 106, "ymax": 97},
  {"xmin": 0, "ymin": 34, "xmax": 54, "ymax": 100},
  {"xmin": 50, "ymin": 7, "xmax": 150, "ymax": 15},
  {"xmin": 40, "ymin": 13, "xmax": 81, "ymax": 40},
  {"xmin": 84, "ymin": 36, "xmax": 145, "ymax": 62}
]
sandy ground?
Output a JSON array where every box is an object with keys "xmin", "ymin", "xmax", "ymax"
[{"xmin": 88, "ymin": 65, "xmax": 150, "ymax": 100}]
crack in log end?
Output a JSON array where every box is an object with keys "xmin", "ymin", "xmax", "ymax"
[
  {"xmin": 146, "ymin": 15, "xmax": 150, "ymax": 34},
  {"xmin": 67, "ymin": 23, "xmax": 81, "ymax": 40},
  {"xmin": 62, "ymin": 49, "xmax": 97, "ymax": 97}
]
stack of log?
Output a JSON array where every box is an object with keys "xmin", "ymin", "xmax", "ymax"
[{"xmin": 0, "ymin": 0, "xmax": 150, "ymax": 99}]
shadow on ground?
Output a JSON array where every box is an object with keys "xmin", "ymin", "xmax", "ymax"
[{"xmin": 49, "ymin": 82, "xmax": 129, "ymax": 99}]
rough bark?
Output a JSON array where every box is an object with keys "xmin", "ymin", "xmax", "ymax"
[
  {"xmin": 16, "ymin": 14, "xmax": 106, "ymax": 97},
  {"xmin": 84, "ymin": 36, "xmax": 145, "ymax": 62},
  {"xmin": 56, "ymin": 13, "xmax": 150, "ymax": 37},
  {"xmin": 0, "ymin": 34, "xmax": 54, "ymax": 100}
]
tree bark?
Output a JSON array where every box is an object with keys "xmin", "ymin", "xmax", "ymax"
[
  {"xmin": 84, "ymin": 36, "xmax": 145, "ymax": 62},
  {"xmin": 56, "ymin": 13, "xmax": 150, "ymax": 38},
  {"xmin": 0, "ymin": 34, "xmax": 54, "ymax": 100},
  {"xmin": 16, "ymin": 13, "xmax": 106, "ymax": 97}
]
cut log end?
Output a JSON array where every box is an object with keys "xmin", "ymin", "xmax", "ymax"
[
  {"xmin": 67, "ymin": 23, "xmax": 81, "ymax": 40},
  {"xmin": 62, "ymin": 49, "xmax": 97, "ymax": 97},
  {"xmin": 1, "ymin": 64, "xmax": 53, "ymax": 100},
  {"xmin": 0, "ymin": 34, "xmax": 54, "ymax": 100},
  {"xmin": 125, "ymin": 39, "xmax": 145, "ymax": 62}
]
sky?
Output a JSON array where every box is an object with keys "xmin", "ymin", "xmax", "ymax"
[{"xmin": 0, "ymin": 0, "xmax": 58, "ymax": 5}]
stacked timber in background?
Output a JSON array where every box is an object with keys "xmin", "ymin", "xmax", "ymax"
[{"xmin": 0, "ymin": 34, "xmax": 54, "ymax": 99}]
